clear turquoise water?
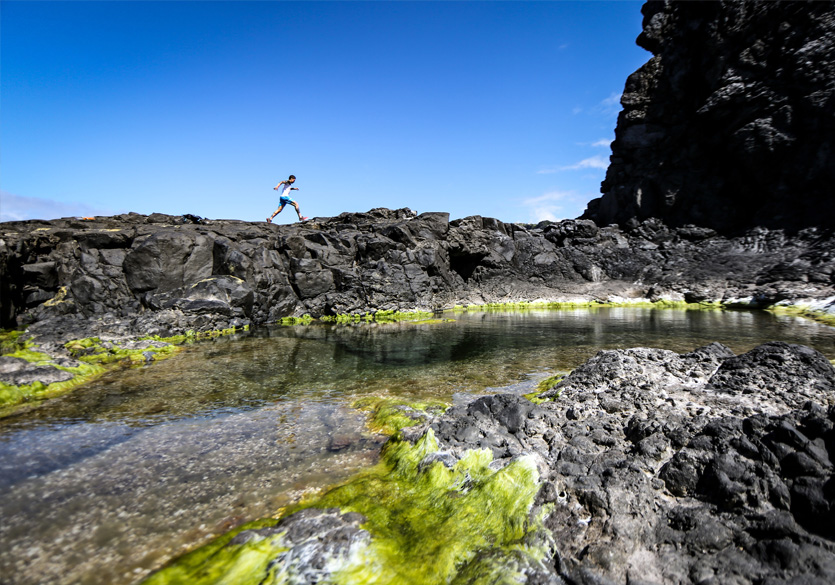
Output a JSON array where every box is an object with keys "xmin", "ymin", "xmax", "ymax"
[{"xmin": 1, "ymin": 308, "xmax": 833, "ymax": 584}]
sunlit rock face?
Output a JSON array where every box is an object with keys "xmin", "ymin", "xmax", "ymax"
[
  {"xmin": 2, "ymin": 211, "xmax": 834, "ymax": 343},
  {"xmin": 584, "ymin": 0, "xmax": 835, "ymax": 234}
]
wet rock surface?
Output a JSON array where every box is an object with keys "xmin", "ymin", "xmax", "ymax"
[
  {"xmin": 399, "ymin": 342, "xmax": 835, "ymax": 584},
  {"xmin": 0, "ymin": 355, "xmax": 75, "ymax": 386},
  {"xmin": 230, "ymin": 508, "xmax": 370, "ymax": 584},
  {"xmin": 1, "ymin": 211, "xmax": 833, "ymax": 348}
]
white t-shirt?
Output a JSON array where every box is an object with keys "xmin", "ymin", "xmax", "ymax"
[{"xmin": 279, "ymin": 183, "xmax": 294, "ymax": 198}]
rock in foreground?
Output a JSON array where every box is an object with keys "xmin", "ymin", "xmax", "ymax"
[
  {"xmin": 423, "ymin": 341, "xmax": 835, "ymax": 584},
  {"xmin": 147, "ymin": 342, "xmax": 835, "ymax": 585}
]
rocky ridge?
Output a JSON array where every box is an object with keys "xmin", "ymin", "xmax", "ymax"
[{"xmin": 2, "ymin": 211, "xmax": 833, "ymax": 348}]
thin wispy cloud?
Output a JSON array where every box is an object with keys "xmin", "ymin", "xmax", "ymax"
[
  {"xmin": 561, "ymin": 156, "xmax": 609, "ymax": 171},
  {"xmin": 538, "ymin": 155, "xmax": 609, "ymax": 175},
  {"xmin": 592, "ymin": 138, "xmax": 612, "ymax": 148},
  {"xmin": 0, "ymin": 191, "xmax": 116, "ymax": 222},
  {"xmin": 522, "ymin": 191, "xmax": 573, "ymax": 223},
  {"xmin": 597, "ymin": 92, "xmax": 623, "ymax": 117},
  {"xmin": 601, "ymin": 92, "xmax": 622, "ymax": 107}
]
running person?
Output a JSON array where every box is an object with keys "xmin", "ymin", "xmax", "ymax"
[{"xmin": 267, "ymin": 175, "xmax": 308, "ymax": 222}]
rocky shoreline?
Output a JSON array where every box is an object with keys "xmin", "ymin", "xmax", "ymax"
[
  {"xmin": 1, "ymin": 208, "xmax": 833, "ymax": 411},
  {"xmin": 3, "ymin": 210, "xmax": 833, "ymax": 343},
  {"xmin": 2, "ymin": 0, "xmax": 835, "ymax": 581},
  {"xmin": 145, "ymin": 340, "xmax": 835, "ymax": 585}
]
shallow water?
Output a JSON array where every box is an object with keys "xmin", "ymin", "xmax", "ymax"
[{"xmin": 1, "ymin": 308, "xmax": 834, "ymax": 584}]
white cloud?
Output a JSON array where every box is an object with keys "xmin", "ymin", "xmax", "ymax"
[
  {"xmin": 597, "ymin": 92, "xmax": 623, "ymax": 117},
  {"xmin": 592, "ymin": 138, "xmax": 612, "ymax": 148},
  {"xmin": 0, "ymin": 191, "xmax": 116, "ymax": 222},
  {"xmin": 522, "ymin": 191, "xmax": 572, "ymax": 223},
  {"xmin": 537, "ymin": 154, "xmax": 609, "ymax": 175},
  {"xmin": 601, "ymin": 92, "xmax": 622, "ymax": 107},
  {"xmin": 561, "ymin": 156, "xmax": 609, "ymax": 171}
]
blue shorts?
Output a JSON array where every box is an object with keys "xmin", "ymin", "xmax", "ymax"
[{"xmin": 279, "ymin": 195, "xmax": 295, "ymax": 205}]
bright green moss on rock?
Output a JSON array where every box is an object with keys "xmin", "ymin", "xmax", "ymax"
[
  {"xmin": 319, "ymin": 310, "xmax": 437, "ymax": 325},
  {"xmin": 279, "ymin": 315, "xmax": 315, "ymax": 325},
  {"xmin": 352, "ymin": 396, "xmax": 449, "ymax": 435},
  {"xmin": 321, "ymin": 432, "xmax": 545, "ymax": 585},
  {"xmin": 144, "ymin": 424, "xmax": 550, "ymax": 585},
  {"xmin": 766, "ymin": 305, "xmax": 835, "ymax": 328},
  {"xmin": 142, "ymin": 517, "xmax": 283, "ymax": 585},
  {"xmin": 0, "ymin": 326, "xmax": 248, "ymax": 413},
  {"xmin": 523, "ymin": 374, "xmax": 566, "ymax": 404},
  {"xmin": 454, "ymin": 299, "xmax": 725, "ymax": 313},
  {"xmin": 64, "ymin": 336, "xmax": 180, "ymax": 366}
]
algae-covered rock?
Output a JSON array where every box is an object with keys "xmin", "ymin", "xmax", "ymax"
[
  {"xmin": 146, "ymin": 425, "xmax": 557, "ymax": 585},
  {"xmin": 0, "ymin": 356, "xmax": 74, "ymax": 386}
]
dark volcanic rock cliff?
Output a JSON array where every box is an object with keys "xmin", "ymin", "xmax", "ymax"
[
  {"xmin": 584, "ymin": 0, "xmax": 835, "ymax": 234},
  {"xmin": 1, "ymin": 211, "xmax": 833, "ymax": 345}
]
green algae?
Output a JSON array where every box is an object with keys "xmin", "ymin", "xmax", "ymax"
[
  {"xmin": 523, "ymin": 374, "xmax": 565, "ymax": 404},
  {"xmin": 145, "ymin": 428, "xmax": 546, "ymax": 585},
  {"xmin": 141, "ymin": 517, "xmax": 283, "ymax": 585},
  {"xmin": 0, "ymin": 326, "xmax": 249, "ymax": 413},
  {"xmin": 64, "ymin": 336, "xmax": 180, "ymax": 366},
  {"xmin": 279, "ymin": 315, "xmax": 315, "ymax": 325},
  {"xmin": 0, "ymin": 329, "xmax": 27, "ymax": 355},
  {"xmin": 319, "ymin": 310, "xmax": 437, "ymax": 325},
  {"xmin": 352, "ymin": 396, "xmax": 449, "ymax": 435},
  {"xmin": 766, "ymin": 305, "xmax": 835, "ymax": 328},
  {"xmin": 323, "ymin": 433, "xmax": 544, "ymax": 585},
  {"xmin": 451, "ymin": 299, "xmax": 726, "ymax": 313}
]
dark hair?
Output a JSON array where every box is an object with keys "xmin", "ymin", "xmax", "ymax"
[{"xmin": 289, "ymin": 175, "xmax": 296, "ymax": 180}]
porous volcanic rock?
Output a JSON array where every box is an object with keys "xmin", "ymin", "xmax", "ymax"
[
  {"xmin": 392, "ymin": 342, "xmax": 835, "ymax": 584},
  {"xmin": 196, "ymin": 342, "xmax": 835, "ymax": 584},
  {"xmin": 584, "ymin": 0, "xmax": 835, "ymax": 234}
]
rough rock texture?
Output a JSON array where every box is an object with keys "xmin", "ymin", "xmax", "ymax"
[
  {"xmin": 0, "ymin": 356, "xmax": 75, "ymax": 386},
  {"xmin": 1, "ymin": 212, "xmax": 833, "ymax": 347},
  {"xmin": 229, "ymin": 508, "xmax": 370, "ymax": 583},
  {"xmin": 392, "ymin": 342, "xmax": 835, "ymax": 585},
  {"xmin": 584, "ymin": 0, "xmax": 835, "ymax": 234}
]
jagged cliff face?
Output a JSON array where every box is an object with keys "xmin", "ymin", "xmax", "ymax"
[
  {"xmin": 584, "ymin": 0, "xmax": 835, "ymax": 234},
  {"xmin": 1, "ymin": 210, "xmax": 833, "ymax": 341}
]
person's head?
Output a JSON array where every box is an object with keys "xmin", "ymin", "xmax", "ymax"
[{"xmin": 288, "ymin": 175, "xmax": 296, "ymax": 183}]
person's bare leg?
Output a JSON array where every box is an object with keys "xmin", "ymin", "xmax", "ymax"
[
  {"xmin": 267, "ymin": 203, "xmax": 285, "ymax": 223},
  {"xmin": 291, "ymin": 201, "xmax": 304, "ymax": 220}
]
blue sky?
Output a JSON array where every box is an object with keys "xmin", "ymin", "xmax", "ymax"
[{"xmin": 2, "ymin": 0, "xmax": 648, "ymax": 225}]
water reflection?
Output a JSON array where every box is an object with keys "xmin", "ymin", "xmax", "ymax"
[{"xmin": 0, "ymin": 308, "xmax": 833, "ymax": 584}]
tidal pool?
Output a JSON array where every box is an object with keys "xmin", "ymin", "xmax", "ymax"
[{"xmin": 1, "ymin": 307, "xmax": 834, "ymax": 585}]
